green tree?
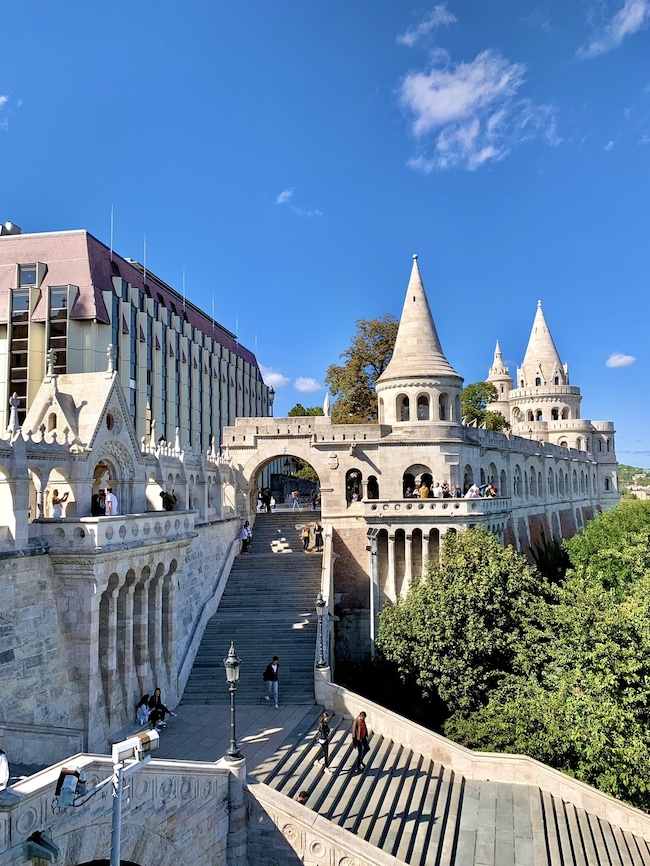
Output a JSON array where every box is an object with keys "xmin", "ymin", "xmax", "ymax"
[
  {"xmin": 377, "ymin": 528, "xmax": 546, "ymax": 713},
  {"xmin": 294, "ymin": 459, "xmax": 319, "ymax": 484},
  {"xmin": 288, "ymin": 404, "xmax": 324, "ymax": 417},
  {"xmin": 325, "ymin": 315, "xmax": 398, "ymax": 424},
  {"xmin": 461, "ymin": 382, "xmax": 510, "ymax": 431}
]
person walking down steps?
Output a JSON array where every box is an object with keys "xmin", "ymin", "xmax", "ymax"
[
  {"xmin": 302, "ymin": 524, "xmax": 311, "ymax": 551},
  {"xmin": 352, "ymin": 711, "xmax": 370, "ymax": 772},
  {"xmin": 263, "ymin": 656, "xmax": 280, "ymax": 708},
  {"xmin": 314, "ymin": 711, "xmax": 333, "ymax": 774}
]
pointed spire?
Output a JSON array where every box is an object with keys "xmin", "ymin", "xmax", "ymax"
[
  {"xmin": 377, "ymin": 255, "xmax": 460, "ymax": 383},
  {"xmin": 520, "ymin": 301, "xmax": 566, "ymax": 387},
  {"xmin": 488, "ymin": 340, "xmax": 511, "ymax": 380}
]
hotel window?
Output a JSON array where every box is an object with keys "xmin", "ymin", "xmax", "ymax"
[
  {"xmin": 173, "ymin": 331, "xmax": 181, "ymax": 430},
  {"xmin": 146, "ymin": 315, "xmax": 153, "ymax": 437},
  {"xmin": 10, "ymin": 289, "xmax": 29, "ymax": 423},
  {"xmin": 129, "ymin": 306, "xmax": 138, "ymax": 422},
  {"xmin": 48, "ymin": 287, "xmax": 68, "ymax": 375},
  {"xmin": 111, "ymin": 295, "xmax": 120, "ymax": 367},
  {"xmin": 160, "ymin": 322, "xmax": 168, "ymax": 441},
  {"xmin": 19, "ymin": 264, "xmax": 37, "ymax": 286}
]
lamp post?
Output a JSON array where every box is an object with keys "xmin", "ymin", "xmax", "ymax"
[
  {"xmin": 223, "ymin": 641, "xmax": 242, "ymax": 761},
  {"xmin": 315, "ymin": 591, "xmax": 327, "ymax": 668}
]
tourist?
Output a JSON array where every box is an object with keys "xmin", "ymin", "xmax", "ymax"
[
  {"xmin": 104, "ymin": 486, "xmax": 118, "ymax": 516},
  {"xmin": 135, "ymin": 694, "xmax": 151, "ymax": 726},
  {"xmin": 262, "ymin": 488, "xmax": 272, "ymax": 513},
  {"xmin": 0, "ymin": 747, "xmax": 8, "ymax": 791},
  {"xmin": 51, "ymin": 489, "xmax": 69, "ymax": 518},
  {"xmin": 291, "ymin": 490, "xmax": 300, "ymax": 511},
  {"xmin": 442, "ymin": 482, "xmax": 452, "ymax": 498},
  {"xmin": 160, "ymin": 489, "xmax": 177, "ymax": 511},
  {"xmin": 464, "ymin": 484, "xmax": 481, "ymax": 499},
  {"xmin": 418, "ymin": 482, "xmax": 429, "ymax": 499},
  {"xmin": 263, "ymin": 656, "xmax": 280, "ymax": 707},
  {"xmin": 404, "ymin": 487, "xmax": 413, "ymax": 498},
  {"xmin": 310, "ymin": 491, "xmax": 317, "ymax": 511},
  {"xmin": 296, "ymin": 790, "xmax": 309, "ymax": 805},
  {"xmin": 148, "ymin": 688, "xmax": 176, "ymax": 729},
  {"xmin": 270, "ymin": 495, "xmax": 276, "ymax": 512},
  {"xmin": 241, "ymin": 521, "xmax": 251, "ymax": 553},
  {"xmin": 302, "ymin": 524, "xmax": 311, "ymax": 551},
  {"xmin": 454, "ymin": 484, "xmax": 463, "ymax": 498},
  {"xmin": 314, "ymin": 711, "xmax": 333, "ymax": 774},
  {"xmin": 431, "ymin": 482, "xmax": 443, "ymax": 499},
  {"xmin": 256, "ymin": 490, "xmax": 264, "ymax": 512},
  {"xmin": 352, "ymin": 711, "xmax": 370, "ymax": 772},
  {"xmin": 314, "ymin": 522, "xmax": 323, "ymax": 553}
]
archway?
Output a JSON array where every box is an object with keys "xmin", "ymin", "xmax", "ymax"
[{"xmin": 253, "ymin": 454, "xmax": 321, "ymax": 510}]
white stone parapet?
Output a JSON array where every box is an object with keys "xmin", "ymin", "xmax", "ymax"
[
  {"xmin": 30, "ymin": 511, "xmax": 197, "ymax": 552},
  {"xmin": 363, "ymin": 497, "xmax": 511, "ymax": 519}
]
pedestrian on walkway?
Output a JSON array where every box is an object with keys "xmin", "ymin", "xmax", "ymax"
[
  {"xmin": 352, "ymin": 711, "xmax": 370, "ymax": 772},
  {"xmin": 148, "ymin": 687, "xmax": 177, "ymax": 730},
  {"xmin": 241, "ymin": 520, "xmax": 251, "ymax": 553},
  {"xmin": 314, "ymin": 521, "xmax": 323, "ymax": 552},
  {"xmin": 302, "ymin": 524, "xmax": 311, "ymax": 551},
  {"xmin": 296, "ymin": 790, "xmax": 309, "ymax": 805},
  {"xmin": 104, "ymin": 486, "xmax": 119, "ymax": 516},
  {"xmin": 314, "ymin": 711, "xmax": 333, "ymax": 774},
  {"xmin": 263, "ymin": 656, "xmax": 280, "ymax": 708},
  {"xmin": 135, "ymin": 694, "xmax": 151, "ymax": 725},
  {"xmin": 291, "ymin": 490, "xmax": 300, "ymax": 511}
]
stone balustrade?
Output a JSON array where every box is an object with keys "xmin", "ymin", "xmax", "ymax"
[
  {"xmin": 30, "ymin": 510, "xmax": 197, "ymax": 552},
  {"xmin": 363, "ymin": 497, "xmax": 511, "ymax": 519}
]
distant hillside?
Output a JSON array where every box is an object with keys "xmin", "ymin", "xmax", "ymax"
[{"xmin": 619, "ymin": 463, "xmax": 650, "ymax": 486}]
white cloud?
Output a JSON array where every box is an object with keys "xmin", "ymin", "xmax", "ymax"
[
  {"xmin": 295, "ymin": 377, "xmax": 321, "ymax": 393},
  {"xmin": 604, "ymin": 139, "xmax": 615, "ymax": 150},
  {"xmin": 275, "ymin": 189, "xmax": 294, "ymax": 205},
  {"xmin": 0, "ymin": 96, "xmax": 8, "ymax": 109},
  {"xmin": 290, "ymin": 206, "xmax": 322, "ymax": 218},
  {"xmin": 578, "ymin": 0, "xmax": 650, "ymax": 59},
  {"xmin": 606, "ymin": 352, "xmax": 636, "ymax": 367},
  {"xmin": 259, "ymin": 365, "xmax": 290, "ymax": 388},
  {"xmin": 400, "ymin": 50, "xmax": 559, "ymax": 172},
  {"xmin": 397, "ymin": 4, "xmax": 457, "ymax": 47},
  {"xmin": 640, "ymin": 134, "xmax": 650, "ymax": 143}
]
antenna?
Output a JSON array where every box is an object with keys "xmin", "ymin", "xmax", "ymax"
[
  {"xmin": 110, "ymin": 205, "xmax": 114, "ymax": 262},
  {"xmin": 182, "ymin": 267, "xmax": 186, "ymax": 310},
  {"xmin": 212, "ymin": 294, "xmax": 215, "ymax": 337},
  {"xmin": 235, "ymin": 315, "xmax": 239, "ymax": 343},
  {"xmin": 143, "ymin": 234, "xmax": 147, "ymax": 285}
]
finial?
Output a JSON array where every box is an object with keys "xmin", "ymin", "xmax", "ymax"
[
  {"xmin": 46, "ymin": 349, "xmax": 57, "ymax": 378},
  {"xmin": 107, "ymin": 343, "xmax": 117, "ymax": 373},
  {"xmin": 537, "ymin": 300, "xmax": 542, "ymax": 308},
  {"xmin": 6, "ymin": 392, "xmax": 19, "ymax": 434},
  {"xmin": 412, "ymin": 253, "xmax": 418, "ymax": 260}
]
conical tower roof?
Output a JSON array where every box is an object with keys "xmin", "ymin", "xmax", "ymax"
[
  {"xmin": 520, "ymin": 301, "xmax": 566, "ymax": 387},
  {"xmin": 487, "ymin": 340, "xmax": 512, "ymax": 381},
  {"xmin": 377, "ymin": 255, "xmax": 460, "ymax": 384}
]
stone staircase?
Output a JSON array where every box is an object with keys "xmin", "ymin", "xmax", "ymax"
[
  {"xmin": 181, "ymin": 512, "xmax": 322, "ymax": 705},
  {"xmin": 251, "ymin": 709, "xmax": 650, "ymax": 866}
]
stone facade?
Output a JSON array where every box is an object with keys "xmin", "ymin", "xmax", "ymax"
[{"xmin": 222, "ymin": 256, "xmax": 619, "ymax": 658}]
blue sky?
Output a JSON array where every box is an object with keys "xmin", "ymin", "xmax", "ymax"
[{"xmin": 1, "ymin": 1, "xmax": 649, "ymax": 463}]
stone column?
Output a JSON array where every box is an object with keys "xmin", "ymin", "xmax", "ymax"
[
  {"xmin": 421, "ymin": 531, "xmax": 428, "ymax": 579},
  {"xmin": 386, "ymin": 534, "xmax": 396, "ymax": 602},
  {"xmin": 117, "ymin": 573, "xmax": 137, "ymax": 722},
  {"xmin": 99, "ymin": 574, "xmax": 122, "ymax": 726},
  {"xmin": 162, "ymin": 568, "xmax": 178, "ymax": 700},
  {"xmin": 402, "ymin": 534, "xmax": 412, "ymax": 598},
  {"xmin": 134, "ymin": 569, "xmax": 154, "ymax": 696},
  {"xmin": 149, "ymin": 568, "xmax": 165, "ymax": 688}
]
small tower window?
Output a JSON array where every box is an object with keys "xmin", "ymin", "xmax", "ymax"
[
  {"xmin": 417, "ymin": 395, "xmax": 430, "ymax": 421},
  {"xmin": 535, "ymin": 377, "xmax": 541, "ymax": 386},
  {"xmin": 47, "ymin": 412, "xmax": 57, "ymax": 432},
  {"xmin": 554, "ymin": 376, "xmax": 559, "ymax": 385}
]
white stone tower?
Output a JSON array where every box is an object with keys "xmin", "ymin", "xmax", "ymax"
[
  {"xmin": 376, "ymin": 255, "xmax": 464, "ymax": 426},
  {"xmin": 485, "ymin": 340, "xmax": 513, "ymax": 417}
]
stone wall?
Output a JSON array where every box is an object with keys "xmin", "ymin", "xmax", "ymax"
[{"xmin": 0, "ymin": 755, "xmax": 230, "ymax": 866}]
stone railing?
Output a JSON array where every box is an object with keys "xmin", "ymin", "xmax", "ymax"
[
  {"xmin": 30, "ymin": 511, "xmax": 197, "ymax": 552},
  {"xmin": 363, "ymin": 497, "xmax": 511, "ymax": 519},
  {"xmin": 247, "ymin": 782, "xmax": 403, "ymax": 866},
  {"xmin": 315, "ymin": 682, "xmax": 650, "ymax": 840}
]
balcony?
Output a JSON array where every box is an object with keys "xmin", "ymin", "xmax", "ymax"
[
  {"xmin": 363, "ymin": 498, "xmax": 511, "ymax": 520},
  {"xmin": 30, "ymin": 511, "xmax": 197, "ymax": 552}
]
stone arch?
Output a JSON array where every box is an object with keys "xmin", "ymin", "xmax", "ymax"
[
  {"xmin": 27, "ymin": 464, "xmax": 43, "ymax": 521},
  {"xmin": 488, "ymin": 462, "xmax": 497, "ymax": 484},
  {"xmin": 548, "ymin": 468, "xmax": 555, "ymax": 496},
  {"xmin": 463, "ymin": 464, "xmax": 474, "ymax": 493},
  {"xmin": 580, "ymin": 470, "xmax": 586, "ymax": 494},
  {"xmin": 500, "ymin": 469, "xmax": 507, "ymax": 496},
  {"xmin": 524, "ymin": 470, "xmax": 529, "ymax": 498},
  {"xmin": 378, "ymin": 396, "xmax": 385, "ymax": 424},
  {"xmin": 561, "ymin": 407, "xmax": 570, "ymax": 419},
  {"xmin": 367, "ymin": 475, "xmax": 379, "ymax": 499},
  {"xmin": 551, "ymin": 407, "xmax": 559, "ymax": 421},
  {"xmin": 605, "ymin": 476, "xmax": 611, "ymax": 491},
  {"xmin": 346, "ymin": 468, "xmax": 363, "ymax": 503},
  {"xmin": 46, "ymin": 465, "xmax": 74, "ymax": 517},
  {"xmin": 416, "ymin": 393, "xmax": 430, "ymax": 421},
  {"xmin": 535, "ymin": 409, "xmax": 543, "ymax": 422},
  {"xmin": 404, "ymin": 464, "xmax": 432, "ymax": 496},
  {"xmin": 513, "ymin": 465, "xmax": 522, "ymax": 498},
  {"xmin": 526, "ymin": 410, "xmax": 534, "ymax": 422},
  {"xmin": 573, "ymin": 469, "xmax": 578, "ymax": 494},
  {"xmin": 403, "ymin": 472, "xmax": 416, "ymax": 497},
  {"xmin": 538, "ymin": 471, "xmax": 542, "ymax": 498},
  {"xmin": 57, "ymin": 818, "xmax": 193, "ymax": 866},
  {"xmin": 596, "ymin": 438, "xmax": 602, "ymax": 452},
  {"xmin": 454, "ymin": 394, "xmax": 461, "ymax": 423},
  {"xmin": 576, "ymin": 437, "xmax": 583, "ymax": 451},
  {"xmin": 47, "ymin": 411, "xmax": 57, "ymax": 431},
  {"xmin": 606, "ymin": 437, "xmax": 611, "ymax": 452},
  {"xmin": 530, "ymin": 468, "xmax": 537, "ymax": 497},
  {"xmin": 397, "ymin": 393, "xmax": 410, "ymax": 422},
  {"xmin": 438, "ymin": 392, "xmax": 450, "ymax": 421}
]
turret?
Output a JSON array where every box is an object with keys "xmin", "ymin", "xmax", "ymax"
[
  {"xmin": 376, "ymin": 255, "xmax": 463, "ymax": 426},
  {"xmin": 486, "ymin": 340, "xmax": 513, "ymax": 418}
]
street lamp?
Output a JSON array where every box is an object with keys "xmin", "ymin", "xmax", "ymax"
[
  {"xmin": 283, "ymin": 458, "xmax": 292, "ymax": 476},
  {"xmin": 223, "ymin": 641, "xmax": 242, "ymax": 760},
  {"xmin": 315, "ymin": 591, "xmax": 327, "ymax": 668}
]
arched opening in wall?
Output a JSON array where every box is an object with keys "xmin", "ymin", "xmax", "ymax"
[
  {"xmin": 162, "ymin": 560, "xmax": 178, "ymax": 673},
  {"xmin": 596, "ymin": 439, "xmax": 602, "ymax": 452},
  {"xmin": 134, "ymin": 566, "xmax": 151, "ymax": 696},
  {"xmin": 47, "ymin": 466, "xmax": 74, "ymax": 517},
  {"xmin": 438, "ymin": 393, "xmax": 449, "ymax": 421},
  {"xmin": 403, "ymin": 473, "xmax": 416, "ymax": 498},
  {"xmin": 561, "ymin": 408, "xmax": 570, "ymax": 419},
  {"xmin": 605, "ymin": 477, "xmax": 611, "ymax": 491},
  {"xmin": 378, "ymin": 397, "xmax": 385, "ymax": 424},
  {"xmin": 592, "ymin": 474, "xmax": 596, "ymax": 494},
  {"xmin": 27, "ymin": 465, "xmax": 42, "ymax": 523},
  {"xmin": 146, "ymin": 472, "xmax": 163, "ymax": 512},
  {"xmin": 454, "ymin": 394, "xmax": 461, "ymax": 422},
  {"xmin": 530, "ymin": 469, "xmax": 537, "ymax": 498},
  {"xmin": 207, "ymin": 475, "xmax": 221, "ymax": 518},
  {"xmin": 513, "ymin": 465, "xmax": 522, "ymax": 498},
  {"xmin": 572, "ymin": 470, "xmax": 578, "ymax": 494},
  {"xmin": 500, "ymin": 469, "xmax": 507, "ymax": 496},
  {"xmin": 427, "ymin": 528, "xmax": 440, "ymax": 566},
  {"xmin": 479, "ymin": 468, "xmax": 486, "ymax": 487},
  {"xmin": 47, "ymin": 412, "xmax": 57, "ymax": 431},
  {"xmin": 537, "ymin": 472, "xmax": 542, "ymax": 498},
  {"xmin": 548, "ymin": 468, "xmax": 555, "ymax": 496},
  {"xmin": 551, "ymin": 408, "xmax": 559, "ymax": 421},
  {"xmin": 535, "ymin": 377, "xmax": 542, "ymax": 386},
  {"xmin": 0, "ymin": 465, "xmax": 15, "ymax": 543},
  {"xmin": 512, "ymin": 407, "xmax": 522, "ymax": 423},
  {"xmin": 397, "ymin": 394, "xmax": 410, "ymax": 422},
  {"xmin": 576, "ymin": 438, "xmax": 583, "ymax": 451},
  {"xmin": 346, "ymin": 469, "xmax": 363, "ymax": 504},
  {"xmin": 411, "ymin": 528, "xmax": 423, "ymax": 576},
  {"xmin": 117, "ymin": 569, "xmax": 137, "ymax": 723},
  {"xmin": 99, "ymin": 573, "xmax": 120, "ymax": 712},
  {"xmin": 558, "ymin": 472, "xmax": 565, "ymax": 496},
  {"xmin": 524, "ymin": 471, "xmax": 529, "ymax": 498},
  {"xmin": 487, "ymin": 463, "xmax": 497, "ymax": 485},
  {"xmin": 367, "ymin": 475, "xmax": 379, "ymax": 500},
  {"xmin": 377, "ymin": 529, "xmax": 389, "ymax": 603},
  {"xmin": 394, "ymin": 529, "xmax": 406, "ymax": 599},
  {"xmin": 526, "ymin": 410, "xmax": 534, "ymax": 422},
  {"xmin": 554, "ymin": 376, "xmax": 559, "ymax": 385},
  {"xmin": 535, "ymin": 409, "xmax": 543, "ymax": 422},
  {"xmin": 580, "ymin": 471, "xmax": 585, "ymax": 494},
  {"xmin": 417, "ymin": 394, "xmax": 430, "ymax": 421},
  {"xmin": 500, "ymin": 385, "xmax": 504, "ymax": 394},
  {"xmin": 463, "ymin": 464, "xmax": 474, "ymax": 493},
  {"xmin": 404, "ymin": 464, "xmax": 432, "ymax": 498},
  {"xmin": 606, "ymin": 438, "xmax": 611, "ymax": 452},
  {"xmin": 91, "ymin": 459, "xmax": 117, "ymax": 517},
  {"xmin": 255, "ymin": 454, "xmax": 321, "ymax": 512}
]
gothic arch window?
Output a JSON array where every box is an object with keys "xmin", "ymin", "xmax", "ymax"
[
  {"xmin": 527, "ymin": 410, "xmax": 534, "ymax": 422},
  {"xmin": 397, "ymin": 394, "xmax": 409, "ymax": 422},
  {"xmin": 606, "ymin": 438, "xmax": 611, "ymax": 452},
  {"xmin": 551, "ymin": 408, "xmax": 559, "ymax": 421},
  {"xmin": 576, "ymin": 437, "xmax": 582, "ymax": 450},
  {"xmin": 573, "ymin": 469, "xmax": 578, "ymax": 494},
  {"xmin": 520, "ymin": 380, "xmax": 524, "ymax": 388},
  {"xmin": 463, "ymin": 464, "xmax": 474, "ymax": 493},
  {"xmin": 561, "ymin": 408, "xmax": 569, "ymax": 419},
  {"xmin": 367, "ymin": 475, "xmax": 379, "ymax": 500},
  {"xmin": 524, "ymin": 471, "xmax": 529, "ymax": 498},
  {"xmin": 403, "ymin": 473, "xmax": 416, "ymax": 498},
  {"xmin": 417, "ymin": 394, "xmax": 430, "ymax": 421},
  {"xmin": 47, "ymin": 412, "xmax": 57, "ymax": 432},
  {"xmin": 488, "ymin": 463, "xmax": 497, "ymax": 484},
  {"xmin": 500, "ymin": 385, "xmax": 504, "ymax": 393},
  {"xmin": 535, "ymin": 409, "xmax": 543, "ymax": 422},
  {"xmin": 596, "ymin": 439, "xmax": 602, "ymax": 451},
  {"xmin": 438, "ymin": 393, "xmax": 449, "ymax": 421},
  {"xmin": 593, "ymin": 474, "xmax": 597, "ymax": 493},
  {"xmin": 530, "ymin": 469, "xmax": 537, "ymax": 497},
  {"xmin": 554, "ymin": 376, "xmax": 559, "ymax": 385},
  {"xmin": 559, "ymin": 472, "xmax": 565, "ymax": 496},
  {"xmin": 605, "ymin": 476, "xmax": 611, "ymax": 492},
  {"xmin": 538, "ymin": 472, "xmax": 543, "ymax": 497},
  {"xmin": 580, "ymin": 471, "xmax": 585, "ymax": 494},
  {"xmin": 378, "ymin": 397, "xmax": 385, "ymax": 424},
  {"xmin": 513, "ymin": 465, "xmax": 522, "ymax": 498},
  {"xmin": 535, "ymin": 377, "xmax": 542, "ymax": 386},
  {"xmin": 500, "ymin": 469, "xmax": 507, "ymax": 496},
  {"xmin": 346, "ymin": 468, "xmax": 362, "ymax": 504},
  {"xmin": 548, "ymin": 468, "xmax": 554, "ymax": 496}
]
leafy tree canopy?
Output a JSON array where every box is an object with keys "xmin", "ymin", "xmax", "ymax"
[
  {"xmin": 461, "ymin": 382, "xmax": 510, "ymax": 431},
  {"xmin": 288, "ymin": 404, "xmax": 324, "ymax": 417},
  {"xmin": 325, "ymin": 315, "xmax": 398, "ymax": 424},
  {"xmin": 294, "ymin": 459, "xmax": 319, "ymax": 484},
  {"xmin": 618, "ymin": 464, "xmax": 650, "ymax": 487}
]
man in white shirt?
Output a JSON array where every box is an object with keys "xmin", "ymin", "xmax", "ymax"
[
  {"xmin": 105, "ymin": 486, "xmax": 119, "ymax": 516},
  {"xmin": 431, "ymin": 482, "xmax": 443, "ymax": 499}
]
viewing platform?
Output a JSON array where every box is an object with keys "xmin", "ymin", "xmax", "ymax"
[{"xmin": 362, "ymin": 497, "xmax": 511, "ymax": 519}]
